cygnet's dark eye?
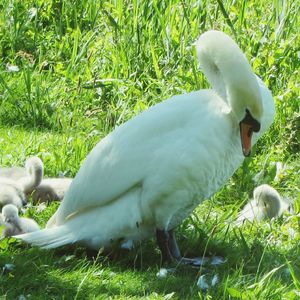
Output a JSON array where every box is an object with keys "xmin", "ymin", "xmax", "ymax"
[{"xmin": 264, "ymin": 202, "xmax": 267, "ymax": 207}]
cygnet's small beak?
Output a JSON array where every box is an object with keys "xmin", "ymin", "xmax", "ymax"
[{"xmin": 22, "ymin": 198, "xmax": 28, "ymax": 207}]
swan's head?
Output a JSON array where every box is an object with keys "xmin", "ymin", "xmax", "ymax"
[
  {"xmin": 196, "ymin": 30, "xmax": 263, "ymax": 156},
  {"xmin": 253, "ymin": 184, "xmax": 281, "ymax": 218},
  {"xmin": 2, "ymin": 204, "xmax": 19, "ymax": 224}
]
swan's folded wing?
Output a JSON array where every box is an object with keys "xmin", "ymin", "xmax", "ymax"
[{"xmin": 51, "ymin": 91, "xmax": 217, "ymax": 226}]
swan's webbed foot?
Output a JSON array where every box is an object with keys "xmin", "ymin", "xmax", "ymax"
[{"xmin": 156, "ymin": 229, "xmax": 202, "ymax": 267}]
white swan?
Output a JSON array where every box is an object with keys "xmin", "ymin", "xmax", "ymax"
[
  {"xmin": 0, "ymin": 157, "xmax": 43, "ymax": 208},
  {"xmin": 16, "ymin": 31, "xmax": 275, "ymax": 262},
  {"xmin": 235, "ymin": 184, "xmax": 290, "ymax": 225}
]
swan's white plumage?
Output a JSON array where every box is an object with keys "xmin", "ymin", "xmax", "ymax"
[{"xmin": 16, "ymin": 30, "xmax": 275, "ymax": 250}]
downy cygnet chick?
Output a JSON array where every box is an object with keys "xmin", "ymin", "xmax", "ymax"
[
  {"xmin": 0, "ymin": 166, "xmax": 27, "ymax": 180},
  {"xmin": 0, "ymin": 156, "xmax": 71, "ymax": 202},
  {"xmin": 0, "ymin": 212, "xmax": 3, "ymax": 226},
  {"xmin": 1, "ymin": 204, "xmax": 40, "ymax": 237},
  {"xmin": 31, "ymin": 177, "xmax": 73, "ymax": 203},
  {"xmin": 0, "ymin": 178, "xmax": 27, "ymax": 209},
  {"xmin": 0, "ymin": 157, "xmax": 43, "ymax": 208},
  {"xmin": 235, "ymin": 184, "xmax": 289, "ymax": 225}
]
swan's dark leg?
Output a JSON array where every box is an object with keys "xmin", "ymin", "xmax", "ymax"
[
  {"xmin": 167, "ymin": 229, "xmax": 181, "ymax": 260},
  {"xmin": 156, "ymin": 229, "xmax": 173, "ymax": 262},
  {"xmin": 167, "ymin": 229, "xmax": 203, "ymax": 266}
]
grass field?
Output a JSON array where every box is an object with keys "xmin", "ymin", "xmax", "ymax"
[{"xmin": 0, "ymin": 0, "xmax": 299, "ymax": 299}]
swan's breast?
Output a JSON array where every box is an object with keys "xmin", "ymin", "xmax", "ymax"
[{"xmin": 138, "ymin": 93, "xmax": 244, "ymax": 230}]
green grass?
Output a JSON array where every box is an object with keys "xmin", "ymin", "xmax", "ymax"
[{"xmin": 0, "ymin": 0, "xmax": 299, "ymax": 299}]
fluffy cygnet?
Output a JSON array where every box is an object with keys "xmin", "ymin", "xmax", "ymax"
[
  {"xmin": 0, "ymin": 166, "xmax": 26, "ymax": 180},
  {"xmin": 0, "ymin": 212, "xmax": 3, "ymax": 226},
  {"xmin": 1, "ymin": 204, "xmax": 40, "ymax": 237},
  {"xmin": 0, "ymin": 157, "xmax": 43, "ymax": 208},
  {"xmin": 0, "ymin": 157, "xmax": 72, "ymax": 203},
  {"xmin": 235, "ymin": 184, "xmax": 290, "ymax": 225},
  {"xmin": 31, "ymin": 178, "xmax": 72, "ymax": 203},
  {"xmin": 0, "ymin": 178, "xmax": 27, "ymax": 209}
]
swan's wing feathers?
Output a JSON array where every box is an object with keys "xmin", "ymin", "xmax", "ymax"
[
  {"xmin": 53, "ymin": 92, "xmax": 216, "ymax": 225},
  {"xmin": 52, "ymin": 136, "xmax": 145, "ymax": 225}
]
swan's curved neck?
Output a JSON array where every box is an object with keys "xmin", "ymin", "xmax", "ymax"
[{"xmin": 196, "ymin": 30, "xmax": 263, "ymax": 123}]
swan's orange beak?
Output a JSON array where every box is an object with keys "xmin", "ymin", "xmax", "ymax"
[
  {"xmin": 240, "ymin": 123, "xmax": 253, "ymax": 157},
  {"xmin": 239, "ymin": 109, "xmax": 261, "ymax": 157}
]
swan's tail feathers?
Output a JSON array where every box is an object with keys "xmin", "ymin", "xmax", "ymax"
[
  {"xmin": 15, "ymin": 226, "xmax": 74, "ymax": 249},
  {"xmin": 18, "ymin": 156, "xmax": 44, "ymax": 194},
  {"xmin": 46, "ymin": 210, "xmax": 59, "ymax": 228}
]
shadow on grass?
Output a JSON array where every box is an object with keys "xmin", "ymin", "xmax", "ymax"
[
  {"xmin": 1, "ymin": 229, "xmax": 298, "ymax": 299},
  {"xmin": 0, "ymin": 240, "xmax": 200, "ymax": 299}
]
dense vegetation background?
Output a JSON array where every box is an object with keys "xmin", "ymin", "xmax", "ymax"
[{"xmin": 0, "ymin": 0, "xmax": 299, "ymax": 299}]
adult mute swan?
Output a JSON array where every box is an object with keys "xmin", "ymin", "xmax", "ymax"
[{"xmin": 16, "ymin": 31, "xmax": 275, "ymax": 262}]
